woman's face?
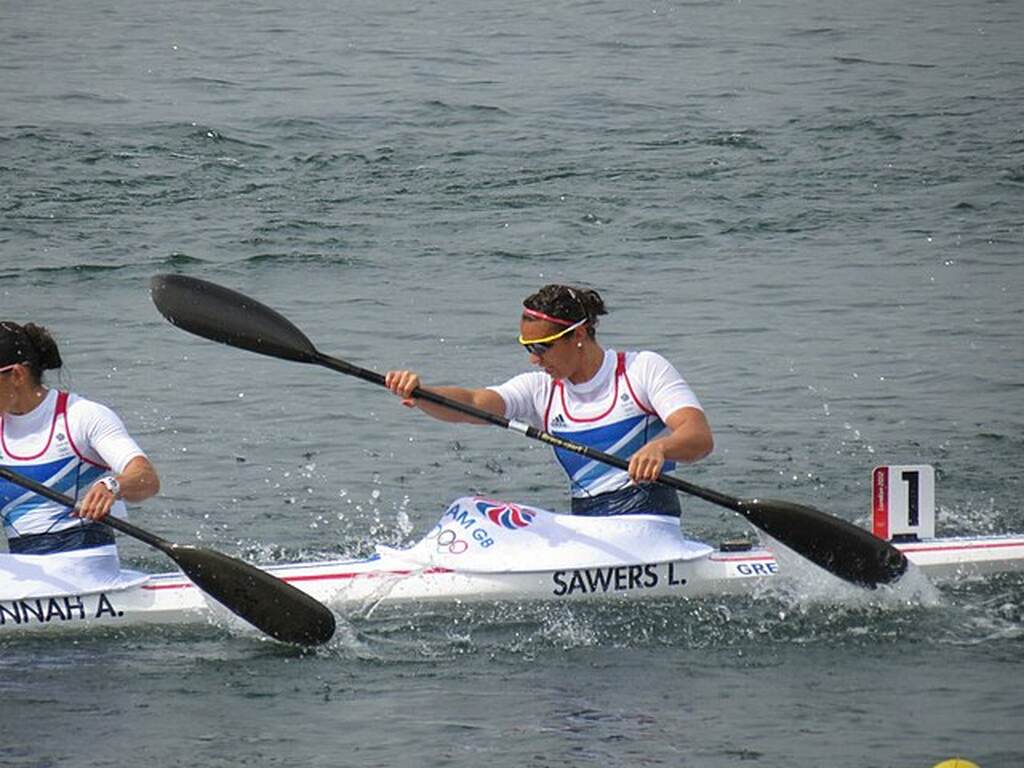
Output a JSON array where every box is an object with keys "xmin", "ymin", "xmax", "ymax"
[
  {"xmin": 518, "ymin": 318, "xmax": 583, "ymax": 380},
  {"xmin": 0, "ymin": 363, "xmax": 23, "ymax": 414}
]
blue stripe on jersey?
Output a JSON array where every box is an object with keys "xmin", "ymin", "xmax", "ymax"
[
  {"xmin": 77, "ymin": 464, "xmax": 105, "ymax": 488},
  {"xmin": 552, "ymin": 414, "xmax": 677, "ymax": 494},
  {"xmin": 571, "ymin": 429, "xmax": 654, "ymax": 488},
  {"xmin": 0, "ymin": 458, "xmax": 77, "ymax": 507},
  {"xmin": 551, "ymin": 414, "xmax": 648, "ymax": 475},
  {"xmin": 4, "ymin": 499, "xmax": 75, "ymax": 529},
  {"xmin": 1, "ymin": 457, "xmax": 81, "ymax": 533}
]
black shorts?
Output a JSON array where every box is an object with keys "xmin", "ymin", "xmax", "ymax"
[
  {"xmin": 570, "ymin": 484, "xmax": 681, "ymax": 517},
  {"xmin": 8, "ymin": 524, "xmax": 116, "ymax": 555}
]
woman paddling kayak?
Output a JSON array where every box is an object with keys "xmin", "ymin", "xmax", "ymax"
[
  {"xmin": 0, "ymin": 321, "xmax": 160, "ymax": 555},
  {"xmin": 385, "ymin": 285, "xmax": 713, "ymax": 517}
]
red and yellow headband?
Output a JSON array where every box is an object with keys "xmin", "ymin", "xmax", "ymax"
[{"xmin": 521, "ymin": 307, "xmax": 577, "ymax": 327}]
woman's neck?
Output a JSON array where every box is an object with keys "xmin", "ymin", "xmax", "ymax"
[
  {"xmin": 567, "ymin": 342, "xmax": 605, "ymax": 385},
  {"xmin": 8, "ymin": 386, "xmax": 49, "ymax": 416}
]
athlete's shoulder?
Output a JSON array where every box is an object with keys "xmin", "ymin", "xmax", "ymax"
[
  {"xmin": 65, "ymin": 390, "xmax": 106, "ymax": 412},
  {"xmin": 624, "ymin": 349, "xmax": 676, "ymax": 371},
  {"xmin": 64, "ymin": 392, "xmax": 124, "ymax": 424},
  {"xmin": 496, "ymin": 369, "xmax": 551, "ymax": 390},
  {"xmin": 627, "ymin": 348, "xmax": 670, "ymax": 361}
]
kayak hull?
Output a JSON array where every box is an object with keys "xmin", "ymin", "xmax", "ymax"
[{"xmin": 3, "ymin": 532, "xmax": 1023, "ymax": 637}]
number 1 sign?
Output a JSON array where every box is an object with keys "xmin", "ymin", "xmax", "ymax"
[{"xmin": 872, "ymin": 465, "xmax": 935, "ymax": 541}]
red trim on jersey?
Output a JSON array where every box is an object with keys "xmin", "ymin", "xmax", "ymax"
[
  {"xmin": 543, "ymin": 381, "xmax": 557, "ymax": 432},
  {"xmin": 556, "ymin": 364, "xmax": 619, "ymax": 423},
  {"xmin": 60, "ymin": 392, "xmax": 109, "ymax": 470},
  {"xmin": 620, "ymin": 352, "xmax": 657, "ymax": 416},
  {"xmin": 545, "ymin": 352, "xmax": 653, "ymax": 427},
  {"xmin": 0, "ymin": 391, "xmax": 63, "ymax": 460}
]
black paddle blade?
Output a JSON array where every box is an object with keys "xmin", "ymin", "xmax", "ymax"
[
  {"xmin": 168, "ymin": 545, "xmax": 336, "ymax": 646},
  {"xmin": 737, "ymin": 498, "xmax": 908, "ymax": 587},
  {"xmin": 150, "ymin": 274, "xmax": 318, "ymax": 363}
]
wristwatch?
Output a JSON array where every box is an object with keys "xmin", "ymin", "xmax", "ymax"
[{"xmin": 98, "ymin": 476, "xmax": 122, "ymax": 498}]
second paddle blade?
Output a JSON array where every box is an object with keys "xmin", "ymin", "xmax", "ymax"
[
  {"xmin": 169, "ymin": 545, "xmax": 336, "ymax": 646},
  {"xmin": 737, "ymin": 498, "xmax": 908, "ymax": 588},
  {"xmin": 149, "ymin": 274, "xmax": 319, "ymax": 363}
]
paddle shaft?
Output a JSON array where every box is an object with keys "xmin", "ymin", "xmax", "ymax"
[{"xmin": 312, "ymin": 351, "xmax": 743, "ymax": 512}]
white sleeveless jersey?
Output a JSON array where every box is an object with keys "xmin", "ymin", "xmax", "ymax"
[
  {"xmin": 490, "ymin": 350, "xmax": 703, "ymax": 498},
  {"xmin": 0, "ymin": 390, "xmax": 144, "ymax": 540}
]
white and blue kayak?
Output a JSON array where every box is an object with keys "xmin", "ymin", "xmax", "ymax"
[{"xmin": 2, "ymin": 466, "xmax": 1023, "ymax": 638}]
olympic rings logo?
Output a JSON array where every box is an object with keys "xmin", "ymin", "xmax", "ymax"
[{"xmin": 433, "ymin": 528, "xmax": 469, "ymax": 555}]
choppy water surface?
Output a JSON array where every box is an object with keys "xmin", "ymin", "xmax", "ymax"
[{"xmin": 1, "ymin": 0, "xmax": 1022, "ymax": 765}]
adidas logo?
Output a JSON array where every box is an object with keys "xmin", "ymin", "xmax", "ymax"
[{"xmin": 551, "ymin": 415, "xmax": 567, "ymax": 428}]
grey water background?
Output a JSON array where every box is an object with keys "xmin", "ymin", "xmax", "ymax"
[{"xmin": 1, "ymin": 0, "xmax": 1022, "ymax": 765}]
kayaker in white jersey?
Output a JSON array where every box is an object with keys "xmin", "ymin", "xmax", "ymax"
[
  {"xmin": 385, "ymin": 285, "xmax": 713, "ymax": 517},
  {"xmin": 0, "ymin": 321, "xmax": 160, "ymax": 555}
]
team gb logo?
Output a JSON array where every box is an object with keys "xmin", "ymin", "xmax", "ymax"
[{"xmin": 475, "ymin": 499, "xmax": 535, "ymax": 530}]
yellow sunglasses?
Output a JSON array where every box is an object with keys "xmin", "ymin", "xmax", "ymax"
[{"xmin": 518, "ymin": 318, "xmax": 586, "ymax": 356}]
